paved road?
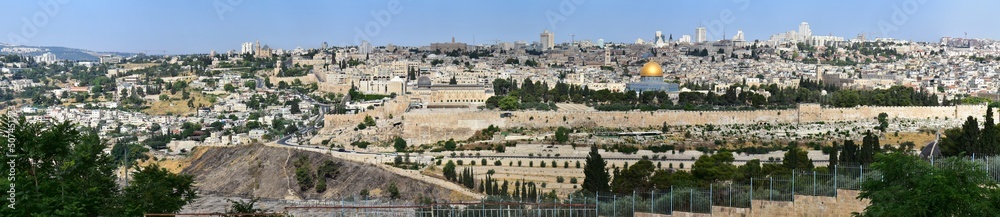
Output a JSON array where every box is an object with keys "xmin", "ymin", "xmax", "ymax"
[{"xmin": 446, "ymin": 155, "xmax": 830, "ymax": 163}]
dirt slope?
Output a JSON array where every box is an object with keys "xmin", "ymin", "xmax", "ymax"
[{"xmin": 182, "ymin": 144, "xmax": 454, "ymax": 201}]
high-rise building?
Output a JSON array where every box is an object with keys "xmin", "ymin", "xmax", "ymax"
[
  {"xmin": 732, "ymin": 30, "xmax": 745, "ymax": 41},
  {"xmin": 654, "ymin": 31, "xmax": 666, "ymax": 47},
  {"xmin": 359, "ymin": 40, "xmax": 373, "ymax": 54},
  {"xmin": 799, "ymin": 22, "xmax": 812, "ymax": 41},
  {"xmin": 241, "ymin": 42, "xmax": 254, "ymax": 54},
  {"xmin": 35, "ymin": 52, "xmax": 57, "ymax": 64},
  {"xmin": 99, "ymin": 55, "xmax": 122, "ymax": 64},
  {"xmin": 695, "ymin": 27, "xmax": 707, "ymax": 43},
  {"xmin": 679, "ymin": 35, "xmax": 692, "ymax": 43},
  {"xmin": 540, "ymin": 30, "xmax": 555, "ymax": 50}
]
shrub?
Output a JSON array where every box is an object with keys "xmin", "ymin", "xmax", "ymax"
[
  {"xmin": 387, "ymin": 183, "xmax": 400, "ymax": 199},
  {"xmin": 316, "ymin": 177, "xmax": 327, "ymax": 193},
  {"xmin": 351, "ymin": 141, "xmax": 370, "ymax": 149}
]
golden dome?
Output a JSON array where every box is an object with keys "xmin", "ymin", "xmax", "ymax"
[{"xmin": 639, "ymin": 61, "xmax": 663, "ymax": 77}]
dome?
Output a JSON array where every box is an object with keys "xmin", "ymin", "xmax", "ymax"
[
  {"xmin": 417, "ymin": 76, "xmax": 432, "ymax": 87},
  {"xmin": 639, "ymin": 61, "xmax": 663, "ymax": 77}
]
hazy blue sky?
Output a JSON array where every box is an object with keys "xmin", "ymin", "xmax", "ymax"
[{"xmin": 2, "ymin": 0, "xmax": 995, "ymax": 54}]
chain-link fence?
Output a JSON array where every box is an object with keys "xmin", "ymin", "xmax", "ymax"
[{"xmin": 238, "ymin": 160, "xmax": 1000, "ymax": 216}]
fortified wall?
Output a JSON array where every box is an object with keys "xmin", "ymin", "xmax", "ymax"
[
  {"xmin": 321, "ymin": 98, "xmax": 408, "ymax": 131},
  {"xmin": 658, "ymin": 190, "xmax": 869, "ymax": 217},
  {"xmin": 326, "ymin": 103, "xmax": 989, "ymax": 145}
]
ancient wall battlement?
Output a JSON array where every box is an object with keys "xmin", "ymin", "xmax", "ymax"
[{"xmin": 325, "ymin": 103, "xmax": 991, "ymax": 145}]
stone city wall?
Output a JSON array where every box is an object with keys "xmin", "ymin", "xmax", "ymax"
[
  {"xmin": 326, "ymin": 103, "xmax": 991, "ymax": 145},
  {"xmin": 322, "ymin": 99, "xmax": 408, "ymax": 131},
  {"xmin": 636, "ymin": 189, "xmax": 868, "ymax": 217}
]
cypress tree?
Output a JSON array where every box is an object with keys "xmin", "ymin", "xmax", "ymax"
[
  {"xmin": 829, "ymin": 142, "xmax": 839, "ymax": 166},
  {"xmin": 841, "ymin": 140, "xmax": 858, "ymax": 165},
  {"xmin": 582, "ymin": 145, "xmax": 610, "ymax": 193},
  {"xmin": 982, "ymin": 106, "xmax": 997, "ymax": 156},
  {"xmin": 963, "ymin": 117, "xmax": 981, "ymax": 156}
]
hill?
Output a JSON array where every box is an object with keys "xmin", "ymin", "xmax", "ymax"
[
  {"xmin": 0, "ymin": 44, "xmax": 138, "ymax": 61},
  {"xmin": 181, "ymin": 144, "xmax": 457, "ymax": 201}
]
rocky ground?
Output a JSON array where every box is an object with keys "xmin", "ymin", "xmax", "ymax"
[{"xmin": 178, "ymin": 144, "xmax": 461, "ymax": 213}]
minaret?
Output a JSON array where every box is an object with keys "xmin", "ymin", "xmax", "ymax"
[
  {"xmin": 255, "ymin": 40, "xmax": 261, "ymax": 55},
  {"xmin": 604, "ymin": 47, "xmax": 611, "ymax": 66}
]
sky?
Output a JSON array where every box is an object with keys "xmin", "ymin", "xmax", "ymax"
[{"xmin": 2, "ymin": 0, "xmax": 996, "ymax": 54}]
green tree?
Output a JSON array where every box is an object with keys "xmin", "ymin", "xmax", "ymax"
[
  {"xmin": 554, "ymin": 126, "xmax": 570, "ymax": 144},
  {"xmin": 982, "ymin": 106, "xmax": 998, "ymax": 156},
  {"xmin": 120, "ymin": 164, "xmax": 199, "ymax": 216},
  {"xmin": 387, "ymin": 183, "xmax": 400, "ymax": 199},
  {"xmin": 782, "ymin": 146, "xmax": 814, "ymax": 170},
  {"xmin": 857, "ymin": 153, "xmax": 1000, "ymax": 216},
  {"xmin": 875, "ymin": 112, "xmax": 888, "ymax": 133},
  {"xmin": 737, "ymin": 159, "xmax": 762, "ymax": 181},
  {"xmin": 363, "ymin": 115, "xmax": 376, "ymax": 127},
  {"xmin": 443, "ymin": 160, "xmax": 457, "ymax": 181},
  {"xmin": 610, "ymin": 159, "xmax": 656, "ymax": 193},
  {"xmin": 498, "ymin": 96, "xmax": 520, "ymax": 111},
  {"xmin": 224, "ymin": 198, "xmax": 288, "ymax": 217},
  {"xmin": 290, "ymin": 103, "xmax": 301, "ymax": 114},
  {"xmin": 0, "ymin": 116, "xmax": 197, "ymax": 216},
  {"xmin": 295, "ymin": 165, "xmax": 314, "ymax": 191},
  {"xmin": 394, "ymin": 137, "xmax": 407, "ymax": 152},
  {"xmin": 840, "ymin": 140, "xmax": 859, "ymax": 165},
  {"xmin": 829, "ymin": 142, "xmax": 839, "ymax": 167},
  {"xmin": 582, "ymin": 145, "xmax": 610, "ymax": 193},
  {"xmin": 444, "ymin": 138, "xmax": 457, "ymax": 151},
  {"xmin": 691, "ymin": 151, "xmax": 737, "ymax": 183},
  {"xmin": 860, "ymin": 130, "xmax": 881, "ymax": 164},
  {"xmin": 111, "ymin": 142, "xmax": 150, "ymax": 165}
]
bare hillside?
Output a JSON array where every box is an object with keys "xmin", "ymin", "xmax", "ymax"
[{"xmin": 182, "ymin": 144, "xmax": 454, "ymax": 201}]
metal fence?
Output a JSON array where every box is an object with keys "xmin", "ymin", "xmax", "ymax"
[
  {"xmin": 272, "ymin": 165, "xmax": 881, "ymax": 216},
  {"xmin": 217, "ymin": 160, "xmax": 1000, "ymax": 217}
]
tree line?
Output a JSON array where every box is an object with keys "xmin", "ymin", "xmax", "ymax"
[
  {"xmin": 0, "ymin": 116, "xmax": 197, "ymax": 216},
  {"xmin": 939, "ymin": 106, "xmax": 1000, "ymax": 157},
  {"xmin": 486, "ymin": 78, "xmax": 941, "ymax": 112}
]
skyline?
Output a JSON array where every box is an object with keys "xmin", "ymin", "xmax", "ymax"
[{"xmin": 3, "ymin": 0, "xmax": 997, "ymax": 54}]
